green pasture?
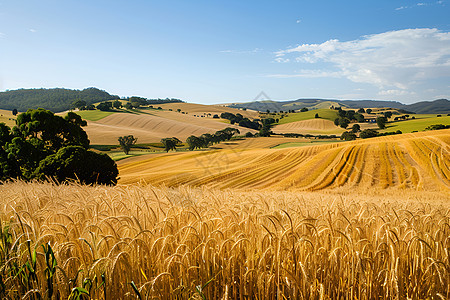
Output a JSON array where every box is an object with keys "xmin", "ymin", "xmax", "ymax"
[
  {"xmin": 382, "ymin": 115, "xmax": 450, "ymax": 133},
  {"xmin": 277, "ymin": 109, "xmax": 339, "ymax": 124}
]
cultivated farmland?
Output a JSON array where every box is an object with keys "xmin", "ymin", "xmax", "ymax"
[
  {"xmin": 118, "ymin": 129, "xmax": 450, "ymax": 192},
  {"xmin": 0, "ymin": 181, "xmax": 448, "ymax": 299}
]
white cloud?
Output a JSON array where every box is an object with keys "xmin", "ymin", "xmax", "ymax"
[
  {"xmin": 378, "ymin": 89, "xmax": 415, "ymax": 96},
  {"xmin": 268, "ymin": 70, "xmax": 342, "ymax": 78},
  {"xmin": 220, "ymin": 48, "xmax": 262, "ymax": 54},
  {"xmin": 275, "ymin": 28, "xmax": 450, "ymax": 92},
  {"xmin": 0, "ymin": 32, "xmax": 4, "ymax": 38},
  {"xmin": 29, "ymin": 29, "xmax": 37, "ymax": 33},
  {"xmin": 274, "ymin": 57, "xmax": 290, "ymax": 63},
  {"xmin": 296, "ymin": 19, "xmax": 302, "ymax": 23},
  {"xmin": 395, "ymin": 6, "xmax": 408, "ymax": 10}
]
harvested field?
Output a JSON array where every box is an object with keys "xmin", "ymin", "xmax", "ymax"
[
  {"xmin": 118, "ymin": 129, "xmax": 450, "ymax": 192},
  {"xmin": 85, "ymin": 111, "xmax": 256, "ymax": 144},
  {"xmin": 273, "ymin": 119, "xmax": 344, "ymax": 134}
]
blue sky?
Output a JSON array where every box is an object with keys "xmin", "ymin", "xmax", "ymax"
[{"xmin": 0, "ymin": 0, "xmax": 449, "ymax": 104}]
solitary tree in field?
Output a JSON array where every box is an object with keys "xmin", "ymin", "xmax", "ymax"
[
  {"xmin": 118, "ymin": 135, "xmax": 138, "ymax": 155},
  {"xmin": 12, "ymin": 108, "xmax": 18, "ymax": 116}
]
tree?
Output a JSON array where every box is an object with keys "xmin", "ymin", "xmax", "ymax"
[
  {"xmin": 124, "ymin": 102, "xmax": 133, "ymax": 109},
  {"xmin": 186, "ymin": 135, "xmax": 203, "ymax": 150},
  {"xmin": 355, "ymin": 113, "xmax": 365, "ymax": 122},
  {"xmin": 113, "ymin": 100, "xmax": 122, "ymax": 109},
  {"xmin": 96, "ymin": 101, "xmax": 112, "ymax": 111},
  {"xmin": 366, "ymin": 108, "xmax": 373, "ymax": 114},
  {"xmin": 376, "ymin": 116, "xmax": 387, "ymax": 129},
  {"xmin": 360, "ymin": 129, "xmax": 379, "ymax": 139},
  {"xmin": 12, "ymin": 108, "xmax": 18, "ymax": 116},
  {"xmin": 383, "ymin": 111, "xmax": 393, "ymax": 119},
  {"xmin": 300, "ymin": 107, "xmax": 308, "ymax": 112},
  {"xmin": 0, "ymin": 108, "xmax": 118, "ymax": 184},
  {"xmin": 351, "ymin": 124, "xmax": 361, "ymax": 133},
  {"xmin": 118, "ymin": 135, "xmax": 137, "ymax": 155},
  {"xmin": 340, "ymin": 131, "xmax": 356, "ymax": 141},
  {"xmin": 161, "ymin": 137, "xmax": 181, "ymax": 152},
  {"xmin": 357, "ymin": 108, "xmax": 365, "ymax": 113},
  {"xmin": 315, "ymin": 113, "xmax": 319, "ymax": 118},
  {"xmin": 71, "ymin": 100, "xmax": 87, "ymax": 110},
  {"xmin": 338, "ymin": 118, "xmax": 350, "ymax": 129}
]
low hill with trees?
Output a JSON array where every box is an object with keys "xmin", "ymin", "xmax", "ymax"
[{"xmin": 0, "ymin": 87, "xmax": 120, "ymax": 112}]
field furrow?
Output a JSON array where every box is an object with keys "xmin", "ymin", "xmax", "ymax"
[{"xmin": 118, "ymin": 129, "xmax": 450, "ymax": 193}]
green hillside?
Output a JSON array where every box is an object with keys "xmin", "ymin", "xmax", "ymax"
[
  {"xmin": 381, "ymin": 115, "xmax": 450, "ymax": 133},
  {"xmin": 0, "ymin": 87, "xmax": 119, "ymax": 112},
  {"xmin": 278, "ymin": 109, "xmax": 339, "ymax": 124}
]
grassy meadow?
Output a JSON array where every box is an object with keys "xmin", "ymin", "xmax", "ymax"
[
  {"xmin": 382, "ymin": 115, "xmax": 450, "ymax": 133},
  {"xmin": 277, "ymin": 109, "xmax": 339, "ymax": 124}
]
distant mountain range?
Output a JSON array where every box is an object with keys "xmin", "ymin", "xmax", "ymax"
[
  {"xmin": 0, "ymin": 87, "xmax": 449, "ymax": 115},
  {"xmin": 227, "ymin": 98, "xmax": 450, "ymax": 114},
  {"xmin": 0, "ymin": 87, "xmax": 119, "ymax": 112}
]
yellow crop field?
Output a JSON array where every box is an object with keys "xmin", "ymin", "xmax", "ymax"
[
  {"xmin": 273, "ymin": 118, "xmax": 344, "ymax": 135},
  {"xmin": 0, "ymin": 181, "xmax": 448, "ymax": 299},
  {"xmin": 0, "ymin": 109, "xmax": 17, "ymax": 127},
  {"xmin": 119, "ymin": 129, "xmax": 450, "ymax": 193}
]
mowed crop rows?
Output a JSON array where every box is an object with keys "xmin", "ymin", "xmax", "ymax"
[
  {"xmin": 119, "ymin": 129, "xmax": 450, "ymax": 192},
  {"xmin": 0, "ymin": 182, "xmax": 448, "ymax": 299}
]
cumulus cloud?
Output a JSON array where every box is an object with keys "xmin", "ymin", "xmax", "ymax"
[
  {"xmin": 275, "ymin": 28, "xmax": 450, "ymax": 91},
  {"xmin": 0, "ymin": 32, "xmax": 5, "ymax": 38}
]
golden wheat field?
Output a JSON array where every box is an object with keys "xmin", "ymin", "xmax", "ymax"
[
  {"xmin": 0, "ymin": 181, "xmax": 449, "ymax": 299},
  {"xmin": 118, "ymin": 129, "xmax": 450, "ymax": 193},
  {"xmin": 272, "ymin": 119, "xmax": 345, "ymax": 135}
]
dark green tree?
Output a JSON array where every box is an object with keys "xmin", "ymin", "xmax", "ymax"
[
  {"xmin": 161, "ymin": 137, "xmax": 181, "ymax": 152},
  {"xmin": 12, "ymin": 109, "xmax": 18, "ymax": 116},
  {"xmin": 351, "ymin": 124, "xmax": 361, "ymax": 133},
  {"xmin": 338, "ymin": 118, "xmax": 350, "ymax": 129},
  {"xmin": 360, "ymin": 129, "xmax": 379, "ymax": 139},
  {"xmin": 340, "ymin": 131, "xmax": 356, "ymax": 141},
  {"xmin": 315, "ymin": 113, "xmax": 319, "ymax": 118},
  {"xmin": 124, "ymin": 102, "xmax": 133, "ymax": 109},
  {"xmin": 71, "ymin": 100, "xmax": 87, "ymax": 110},
  {"xmin": 118, "ymin": 135, "xmax": 138, "ymax": 155},
  {"xmin": 113, "ymin": 100, "xmax": 122, "ymax": 109},
  {"xmin": 376, "ymin": 116, "xmax": 387, "ymax": 129},
  {"xmin": 96, "ymin": 102, "xmax": 112, "ymax": 111},
  {"xmin": 0, "ymin": 108, "xmax": 118, "ymax": 184}
]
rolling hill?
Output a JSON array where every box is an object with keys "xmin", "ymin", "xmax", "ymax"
[
  {"xmin": 83, "ymin": 108, "xmax": 257, "ymax": 144},
  {"xmin": 228, "ymin": 98, "xmax": 450, "ymax": 114},
  {"xmin": 118, "ymin": 129, "xmax": 450, "ymax": 192},
  {"xmin": 0, "ymin": 87, "xmax": 119, "ymax": 112}
]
